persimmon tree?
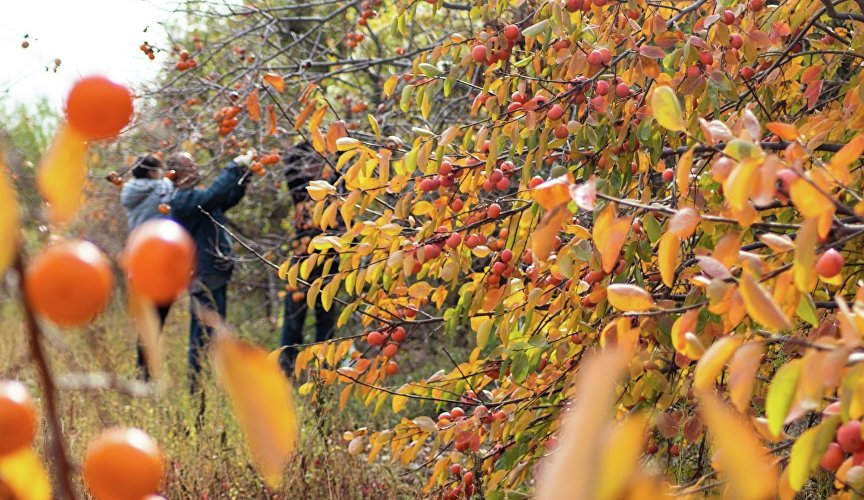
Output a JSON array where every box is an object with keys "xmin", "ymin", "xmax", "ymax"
[{"xmin": 116, "ymin": 0, "xmax": 864, "ymax": 497}]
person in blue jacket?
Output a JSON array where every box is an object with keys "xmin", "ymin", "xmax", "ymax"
[
  {"xmin": 120, "ymin": 155, "xmax": 174, "ymax": 380},
  {"xmin": 167, "ymin": 151, "xmax": 251, "ymax": 392}
]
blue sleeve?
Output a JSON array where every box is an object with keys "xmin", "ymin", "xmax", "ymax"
[
  {"xmin": 171, "ymin": 166, "xmax": 243, "ymax": 218},
  {"xmin": 221, "ymin": 163, "xmax": 248, "ymax": 210}
]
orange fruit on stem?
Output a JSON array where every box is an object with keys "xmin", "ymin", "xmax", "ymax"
[
  {"xmin": 83, "ymin": 428, "xmax": 164, "ymax": 500},
  {"xmin": 65, "ymin": 76, "xmax": 134, "ymax": 140},
  {"xmin": 24, "ymin": 240, "xmax": 114, "ymax": 326},
  {"xmin": 123, "ymin": 219, "xmax": 195, "ymax": 305},
  {"xmin": 0, "ymin": 381, "xmax": 38, "ymax": 456}
]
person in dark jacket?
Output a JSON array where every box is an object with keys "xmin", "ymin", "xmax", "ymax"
[
  {"xmin": 279, "ymin": 143, "xmax": 338, "ymax": 376},
  {"xmin": 167, "ymin": 151, "xmax": 251, "ymax": 392},
  {"xmin": 120, "ymin": 155, "xmax": 174, "ymax": 380}
]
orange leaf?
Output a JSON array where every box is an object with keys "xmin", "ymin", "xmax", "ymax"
[
  {"xmin": 739, "ymin": 273, "xmax": 792, "ymax": 331},
  {"xmin": 607, "ymin": 284, "xmax": 655, "ymax": 312},
  {"xmin": 825, "ymin": 133, "xmax": 864, "ymax": 185},
  {"xmin": 326, "ymin": 121, "xmax": 348, "ymax": 154},
  {"xmin": 694, "ymin": 336, "xmax": 744, "ymax": 392},
  {"xmin": 37, "ymin": 124, "xmax": 89, "ymax": 224},
  {"xmin": 800, "ymin": 64, "xmax": 823, "ymax": 85},
  {"xmin": 266, "ymin": 104, "xmax": 277, "ymax": 135},
  {"xmin": 729, "ymin": 341, "xmax": 765, "ymax": 412},
  {"xmin": 593, "ymin": 203, "xmax": 632, "ymax": 274},
  {"xmin": 294, "ymin": 101, "xmax": 316, "ymax": 131},
  {"xmin": 699, "ymin": 393, "xmax": 778, "ymax": 499},
  {"xmin": 531, "ymin": 205, "xmax": 570, "ymax": 261},
  {"xmin": 658, "ymin": 232, "xmax": 680, "ymax": 288},
  {"xmin": 532, "ymin": 175, "xmax": 573, "ymax": 210},
  {"xmin": 129, "ymin": 292, "xmax": 163, "ymax": 380},
  {"xmin": 246, "ymin": 88, "xmax": 261, "ymax": 122},
  {"xmin": 723, "ymin": 157, "xmax": 761, "ymax": 212},
  {"xmin": 535, "ymin": 347, "xmax": 631, "ymax": 500},
  {"xmin": 766, "ymin": 122, "xmax": 799, "ymax": 141},
  {"xmin": 668, "ymin": 207, "xmax": 701, "ymax": 238},
  {"xmin": 793, "ymin": 217, "xmax": 818, "ymax": 292},
  {"xmin": 790, "ymin": 177, "xmax": 835, "ymax": 219},
  {"xmin": 213, "ymin": 333, "xmax": 298, "ymax": 487},
  {"xmin": 263, "ymin": 72, "xmax": 285, "ymax": 92},
  {"xmin": 671, "ymin": 309, "xmax": 702, "ymax": 359}
]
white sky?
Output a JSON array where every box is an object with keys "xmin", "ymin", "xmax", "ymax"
[{"xmin": 0, "ymin": 0, "xmax": 180, "ymax": 111}]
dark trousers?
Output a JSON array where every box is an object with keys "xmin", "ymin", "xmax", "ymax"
[
  {"xmin": 279, "ymin": 268, "xmax": 336, "ymax": 375},
  {"xmin": 189, "ymin": 285, "xmax": 227, "ymax": 392},
  {"xmin": 136, "ymin": 303, "xmax": 172, "ymax": 381}
]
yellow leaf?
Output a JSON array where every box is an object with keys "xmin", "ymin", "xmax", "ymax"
[
  {"xmin": 826, "ymin": 133, "xmax": 864, "ymax": 185},
  {"xmin": 668, "ymin": 207, "xmax": 700, "ymax": 238},
  {"xmin": 671, "ymin": 309, "xmax": 702, "ymax": 359},
  {"xmin": 694, "ymin": 336, "xmax": 743, "ymax": 392},
  {"xmin": 757, "ymin": 233, "xmax": 794, "ymax": 252},
  {"xmin": 531, "ymin": 175, "xmax": 572, "ymax": 210},
  {"xmin": 728, "ymin": 341, "xmax": 765, "ymax": 413},
  {"xmin": 790, "ymin": 177, "xmax": 835, "ymax": 219},
  {"xmin": 246, "ymin": 88, "xmax": 261, "ymax": 122},
  {"xmin": 651, "ymin": 85, "xmax": 685, "ymax": 131},
  {"xmin": 531, "ymin": 205, "xmax": 569, "ymax": 261},
  {"xmin": 306, "ymin": 180, "xmax": 336, "ymax": 200},
  {"xmin": 658, "ymin": 232, "xmax": 680, "ymax": 288},
  {"xmin": 37, "ymin": 124, "xmax": 88, "ymax": 224},
  {"xmin": 793, "ymin": 217, "xmax": 818, "ymax": 292},
  {"xmin": 128, "ymin": 292, "xmax": 163, "ymax": 380},
  {"xmin": 535, "ymin": 347, "xmax": 631, "ymax": 500},
  {"xmin": 0, "ymin": 162, "xmax": 20, "ymax": 276},
  {"xmin": 382, "ymin": 75, "xmax": 399, "ymax": 98},
  {"xmin": 0, "ymin": 447, "xmax": 51, "ymax": 500},
  {"xmin": 723, "ymin": 157, "xmax": 761, "ymax": 212},
  {"xmin": 788, "ymin": 416, "xmax": 840, "ymax": 491},
  {"xmin": 263, "ymin": 72, "xmax": 285, "ymax": 92},
  {"xmin": 368, "ymin": 114, "xmax": 381, "ymax": 141},
  {"xmin": 766, "ymin": 122, "xmax": 799, "ymax": 141},
  {"xmin": 699, "ymin": 393, "xmax": 778, "ymax": 500},
  {"xmin": 595, "ymin": 414, "xmax": 650, "ymax": 500},
  {"xmin": 607, "ymin": 284, "xmax": 655, "ymax": 312},
  {"xmin": 593, "ymin": 203, "xmax": 632, "ymax": 274},
  {"xmin": 676, "ymin": 148, "xmax": 693, "ymax": 199},
  {"xmin": 213, "ymin": 334, "xmax": 298, "ymax": 487},
  {"xmin": 765, "ymin": 358, "xmax": 802, "ymax": 438},
  {"xmin": 408, "ymin": 282, "xmax": 432, "ymax": 299},
  {"xmin": 739, "ymin": 273, "xmax": 792, "ymax": 331}
]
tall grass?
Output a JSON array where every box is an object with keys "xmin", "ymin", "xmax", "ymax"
[{"xmin": 0, "ymin": 287, "xmax": 415, "ymax": 498}]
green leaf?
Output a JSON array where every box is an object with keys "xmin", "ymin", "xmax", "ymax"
[
  {"xmin": 650, "ymin": 86, "xmax": 685, "ymax": 132},
  {"xmin": 796, "ymin": 293, "xmax": 819, "ymax": 327},
  {"xmin": 643, "ymin": 214, "xmax": 662, "ymax": 245},
  {"xmin": 418, "ymin": 63, "xmax": 442, "ymax": 77},
  {"xmin": 788, "ymin": 416, "xmax": 840, "ymax": 491},
  {"xmin": 766, "ymin": 359, "xmax": 802, "ymax": 437},
  {"xmin": 521, "ymin": 19, "xmax": 549, "ymax": 37}
]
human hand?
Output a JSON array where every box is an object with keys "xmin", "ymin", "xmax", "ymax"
[{"xmin": 233, "ymin": 149, "xmax": 257, "ymax": 168}]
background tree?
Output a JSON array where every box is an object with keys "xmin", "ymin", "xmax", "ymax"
[{"xmin": 88, "ymin": 0, "xmax": 864, "ymax": 496}]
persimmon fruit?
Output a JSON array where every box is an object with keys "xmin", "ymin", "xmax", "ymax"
[
  {"xmin": 123, "ymin": 219, "xmax": 195, "ymax": 305},
  {"xmin": 65, "ymin": 76, "xmax": 134, "ymax": 139},
  {"xmin": 24, "ymin": 240, "xmax": 113, "ymax": 326},
  {"xmin": 83, "ymin": 428, "xmax": 164, "ymax": 500},
  {"xmin": 0, "ymin": 381, "xmax": 37, "ymax": 456}
]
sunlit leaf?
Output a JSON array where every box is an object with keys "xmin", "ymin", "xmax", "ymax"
[
  {"xmin": 532, "ymin": 175, "xmax": 572, "ymax": 210},
  {"xmin": 213, "ymin": 334, "xmax": 298, "ymax": 487},
  {"xmin": 0, "ymin": 162, "xmax": 19, "ymax": 276},
  {"xmin": 790, "ymin": 177, "xmax": 834, "ymax": 220},
  {"xmin": 607, "ymin": 284, "xmax": 655, "ymax": 312},
  {"xmin": 595, "ymin": 414, "xmax": 650, "ymax": 500},
  {"xmin": 728, "ymin": 341, "xmax": 765, "ymax": 413},
  {"xmin": 531, "ymin": 205, "xmax": 569, "ymax": 261},
  {"xmin": 263, "ymin": 73, "xmax": 285, "ymax": 92},
  {"xmin": 739, "ymin": 273, "xmax": 792, "ymax": 331},
  {"xmin": 694, "ymin": 336, "xmax": 743, "ymax": 392},
  {"xmin": 37, "ymin": 124, "xmax": 88, "ymax": 223},
  {"xmin": 246, "ymin": 88, "xmax": 261, "ymax": 121},
  {"xmin": 535, "ymin": 347, "xmax": 631, "ymax": 500},
  {"xmin": 593, "ymin": 204, "xmax": 632, "ymax": 274},
  {"xmin": 0, "ymin": 447, "xmax": 50, "ymax": 500},
  {"xmin": 658, "ymin": 232, "xmax": 680, "ymax": 288},
  {"xmin": 793, "ymin": 217, "xmax": 818, "ymax": 292},
  {"xmin": 651, "ymin": 86, "xmax": 685, "ymax": 132},
  {"xmin": 668, "ymin": 207, "xmax": 700, "ymax": 238},
  {"xmin": 825, "ymin": 133, "xmax": 864, "ymax": 185},
  {"xmin": 766, "ymin": 358, "xmax": 802, "ymax": 438},
  {"xmin": 699, "ymin": 393, "xmax": 778, "ymax": 499},
  {"xmin": 788, "ymin": 416, "xmax": 840, "ymax": 491},
  {"xmin": 766, "ymin": 122, "xmax": 799, "ymax": 141},
  {"xmin": 128, "ymin": 292, "xmax": 163, "ymax": 380}
]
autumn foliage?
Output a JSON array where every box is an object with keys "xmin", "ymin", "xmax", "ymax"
[{"xmin": 7, "ymin": 0, "xmax": 864, "ymax": 497}]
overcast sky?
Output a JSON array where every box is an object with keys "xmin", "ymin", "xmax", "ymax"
[{"xmin": 0, "ymin": 0, "xmax": 180, "ymax": 111}]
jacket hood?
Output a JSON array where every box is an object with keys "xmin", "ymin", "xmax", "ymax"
[{"xmin": 121, "ymin": 178, "xmax": 170, "ymax": 210}]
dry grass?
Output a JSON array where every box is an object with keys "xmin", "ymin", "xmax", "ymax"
[{"xmin": 0, "ymin": 285, "xmax": 416, "ymax": 499}]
